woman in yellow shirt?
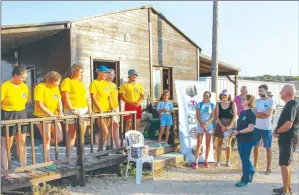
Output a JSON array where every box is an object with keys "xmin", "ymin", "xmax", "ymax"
[
  {"xmin": 61, "ymin": 64, "xmax": 93, "ymax": 162},
  {"xmin": 1, "ymin": 66, "xmax": 30, "ymax": 180},
  {"xmin": 90, "ymin": 65, "xmax": 112, "ymax": 151},
  {"xmin": 33, "ymin": 71, "xmax": 63, "ymax": 170}
]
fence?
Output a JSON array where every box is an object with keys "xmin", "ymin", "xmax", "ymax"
[{"xmin": 1, "ymin": 111, "xmax": 137, "ymax": 187}]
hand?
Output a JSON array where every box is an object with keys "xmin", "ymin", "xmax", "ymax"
[
  {"xmin": 72, "ymin": 110, "xmax": 80, "ymax": 116},
  {"xmin": 232, "ymin": 130, "xmax": 239, "ymax": 136},
  {"xmin": 48, "ymin": 112, "xmax": 55, "ymax": 117},
  {"xmin": 221, "ymin": 126, "xmax": 226, "ymax": 132},
  {"xmin": 272, "ymin": 130, "xmax": 279, "ymax": 138},
  {"xmin": 226, "ymin": 125, "xmax": 232, "ymax": 130},
  {"xmin": 203, "ymin": 125, "xmax": 208, "ymax": 132},
  {"xmin": 57, "ymin": 111, "xmax": 64, "ymax": 119},
  {"xmin": 88, "ymin": 110, "xmax": 94, "ymax": 117}
]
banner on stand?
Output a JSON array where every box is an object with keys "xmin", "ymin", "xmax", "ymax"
[{"xmin": 175, "ymin": 80, "xmax": 216, "ymax": 163}]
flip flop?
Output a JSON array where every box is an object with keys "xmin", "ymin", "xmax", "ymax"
[{"xmin": 2, "ymin": 175, "xmax": 14, "ymax": 182}]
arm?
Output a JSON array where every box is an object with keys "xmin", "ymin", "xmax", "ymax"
[
  {"xmin": 137, "ymin": 94, "xmax": 144, "ymax": 105},
  {"xmin": 196, "ymin": 108, "xmax": 204, "ymax": 126},
  {"xmin": 205, "ymin": 108, "xmax": 215, "ymax": 125},
  {"xmin": 90, "ymin": 93, "xmax": 103, "ymax": 113},
  {"xmin": 119, "ymin": 93, "xmax": 133, "ymax": 104},
  {"xmin": 57, "ymin": 99, "xmax": 64, "ymax": 118},
  {"xmin": 86, "ymin": 95, "xmax": 93, "ymax": 114},
  {"xmin": 227, "ymin": 102, "xmax": 238, "ymax": 128},
  {"xmin": 108, "ymin": 95, "xmax": 113, "ymax": 111},
  {"xmin": 35, "ymin": 101, "xmax": 55, "ymax": 117},
  {"xmin": 254, "ymin": 107, "xmax": 269, "ymax": 119},
  {"xmin": 276, "ymin": 121, "xmax": 293, "ymax": 134},
  {"xmin": 61, "ymin": 92, "xmax": 74, "ymax": 111},
  {"xmin": 239, "ymin": 124, "xmax": 255, "ymax": 134}
]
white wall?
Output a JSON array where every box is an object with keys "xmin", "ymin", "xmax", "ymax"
[{"xmin": 201, "ymin": 77, "xmax": 295, "ymax": 107}]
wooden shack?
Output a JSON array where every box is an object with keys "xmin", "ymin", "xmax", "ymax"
[{"xmin": 1, "ymin": 5, "xmax": 240, "ymax": 112}]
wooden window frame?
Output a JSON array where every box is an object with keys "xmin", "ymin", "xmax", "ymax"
[{"xmin": 153, "ymin": 66, "xmax": 173, "ymax": 103}]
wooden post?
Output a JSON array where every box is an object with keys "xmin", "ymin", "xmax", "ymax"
[
  {"xmin": 132, "ymin": 113, "xmax": 137, "ymax": 130},
  {"xmin": 17, "ymin": 124, "xmax": 23, "ymax": 167},
  {"xmin": 42, "ymin": 121, "xmax": 47, "ymax": 163},
  {"xmin": 234, "ymin": 72, "xmax": 238, "ymax": 97},
  {"xmin": 90, "ymin": 117, "xmax": 94, "ymax": 153},
  {"xmin": 109, "ymin": 116, "xmax": 113, "ymax": 149},
  {"xmin": 65, "ymin": 120, "xmax": 69, "ymax": 159},
  {"xmin": 120, "ymin": 115, "xmax": 124, "ymax": 147},
  {"xmin": 99, "ymin": 117, "xmax": 103, "ymax": 151},
  {"xmin": 211, "ymin": 1, "xmax": 219, "ymax": 95},
  {"xmin": 30, "ymin": 122, "xmax": 36, "ymax": 165},
  {"xmin": 76, "ymin": 118, "xmax": 86, "ymax": 186},
  {"xmin": 148, "ymin": 8, "xmax": 153, "ymax": 98},
  {"xmin": 5, "ymin": 125, "xmax": 12, "ymax": 169},
  {"xmin": 54, "ymin": 120, "xmax": 59, "ymax": 160}
]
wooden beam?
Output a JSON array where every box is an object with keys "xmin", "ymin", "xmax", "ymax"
[
  {"xmin": 1, "ymin": 25, "xmax": 67, "ymax": 35},
  {"xmin": 200, "ymin": 72, "xmax": 237, "ymax": 77},
  {"xmin": 148, "ymin": 8, "xmax": 153, "ymax": 99}
]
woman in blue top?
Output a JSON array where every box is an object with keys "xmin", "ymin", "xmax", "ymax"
[
  {"xmin": 193, "ymin": 91, "xmax": 215, "ymax": 169},
  {"xmin": 156, "ymin": 90, "xmax": 174, "ymax": 147},
  {"xmin": 232, "ymin": 94, "xmax": 257, "ymax": 187}
]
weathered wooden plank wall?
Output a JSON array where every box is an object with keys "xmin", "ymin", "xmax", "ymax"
[{"xmin": 150, "ymin": 10, "xmax": 198, "ymax": 100}]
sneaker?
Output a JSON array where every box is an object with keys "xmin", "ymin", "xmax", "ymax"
[
  {"xmin": 273, "ymin": 187, "xmax": 293, "ymax": 194},
  {"xmin": 265, "ymin": 168, "xmax": 272, "ymax": 175},
  {"xmin": 164, "ymin": 142, "xmax": 170, "ymax": 147},
  {"xmin": 235, "ymin": 181, "xmax": 248, "ymax": 187},
  {"xmin": 46, "ymin": 164, "xmax": 57, "ymax": 171},
  {"xmin": 192, "ymin": 162, "xmax": 198, "ymax": 169},
  {"xmin": 249, "ymin": 172, "xmax": 257, "ymax": 183},
  {"xmin": 204, "ymin": 162, "xmax": 210, "ymax": 168},
  {"xmin": 216, "ymin": 161, "xmax": 221, "ymax": 167},
  {"xmin": 156, "ymin": 143, "xmax": 162, "ymax": 147},
  {"xmin": 226, "ymin": 161, "xmax": 231, "ymax": 167}
]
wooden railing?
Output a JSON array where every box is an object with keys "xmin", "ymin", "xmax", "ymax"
[{"xmin": 1, "ymin": 111, "xmax": 137, "ymax": 186}]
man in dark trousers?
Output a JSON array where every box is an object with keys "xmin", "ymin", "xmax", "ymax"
[{"xmin": 273, "ymin": 85, "xmax": 299, "ymax": 195}]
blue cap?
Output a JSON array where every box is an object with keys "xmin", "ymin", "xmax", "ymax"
[
  {"xmin": 128, "ymin": 69, "xmax": 138, "ymax": 77},
  {"xmin": 96, "ymin": 65, "xmax": 110, "ymax": 73}
]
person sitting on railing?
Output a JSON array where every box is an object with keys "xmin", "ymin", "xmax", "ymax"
[
  {"xmin": 61, "ymin": 64, "xmax": 93, "ymax": 163},
  {"xmin": 90, "ymin": 65, "xmax": 112, "ymax": 151},
  {"xmin": 1, "ymin": 65, "xmax": 30, "ymax": 180},
  {"xmin": 119, "ymin": 69, "xmax": 144, "ymax": 132},
  {"xmin": 106, "ymin": 69, "xmax": 121, "ymax": 149},
  {"xmin": 33, "ymin": 71, "xmax": 64, "ymax": 170}
]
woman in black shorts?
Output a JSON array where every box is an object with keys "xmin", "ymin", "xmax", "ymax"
[
  {"xmin": 215, "ymin": 89, "xmax": 237, "ymax": 167},
  {"xmin": 1, "ymin": 66, "xmax": 30, "ymax": 180}
]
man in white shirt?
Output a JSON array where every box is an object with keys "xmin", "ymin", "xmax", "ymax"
[{"xmin": 253, "ymin": 84, "xmax": 275, "ymax": 175}]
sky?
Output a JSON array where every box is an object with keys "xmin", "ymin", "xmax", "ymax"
[{"xmin": 2, "ymin": 1, "xmax": 298, "ymax": 76}]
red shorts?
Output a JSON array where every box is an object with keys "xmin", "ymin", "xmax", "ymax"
[{"xmin": 124, "ymin": 103, "xmax": 142, "ymax": 120}]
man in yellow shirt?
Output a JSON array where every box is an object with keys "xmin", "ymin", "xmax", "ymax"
[
  {"xmin": 106, "ymin": 69, "xmax": 120, "ymax": 149},
  {"xmin": 90, "ymin": 65, "xmax": 112, "ymax": 151},
  {"xmin": 1, "ymin": 65, "xmax": 30, "ymax": 179},
  {"xmin": 119, "ymin": 69, "xmax": 144, "ymax": 131}
]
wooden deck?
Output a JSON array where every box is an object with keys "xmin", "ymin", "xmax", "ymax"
[{"xmin": 1, "ymin": 139, "xmax": 174, "ymax": 193}]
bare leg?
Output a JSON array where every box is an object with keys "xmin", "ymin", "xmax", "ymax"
[
  {"xmin": 1, "ymin": 136, "xmax": 14, "ymax": 176},
  {"xmin": 280, "ymin": 165, "xmax": 290, "ymax": 193},
  {"xmin": 226, "ymin": 137, "xmax": 232, "ymax": 162},
  {"xmin": 164, "ymin": 126, "xmax": 170, "ymax": 143},
  {"xmin": 254, "ymin": 146, "xmax": 259, "ymax": 169},
  {"xmin": 112, "ymin": 121, "xmax": 120, "ymax": 149},
  {"xmin": 125, "ymin": 119, "xmax": 132, "ymax": 132},
  {"xmin": 50, "ymin": 123, "xmax": 63, "ymax": 145},
  {"xmin": 216, "ymin": 138, "xmax": 223, "ymax": 162},
  {"xmin": 194, "ymin": 134, "xmax": 203, "ymax": 163},
  {"xmin": 158, "ymin": 126, "xmax": 165, "ymax": 143},
  {"xmin": 96, "ymin": 119, "xmax": 108, "ymax": 151},
  {"xmin": 205, "ymin": 133, "xmax": 212, "ymax": 163},
  {"xmin": 266, "ymin": 148, "xmax": 272, "ymax": 170},
  {"xmin": 37, "ymin": 123, "xmax": 51, "ymax": 162},
  {"xmin": 15, "ymin": 133, "xmax": 27, "ymax": 167}
]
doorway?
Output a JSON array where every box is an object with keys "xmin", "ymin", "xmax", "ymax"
[{"xmin": 93, "ymin": 60, "xmax": 120, "ymax": 86}]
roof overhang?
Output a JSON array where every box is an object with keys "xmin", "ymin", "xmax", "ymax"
[
  {"xmin": 199, "ymin": 53, "xmax": 240, "ymax": 76},
  {"xmin": 1, "ymin": 21, "xmax": 70, "ymax": 53}
]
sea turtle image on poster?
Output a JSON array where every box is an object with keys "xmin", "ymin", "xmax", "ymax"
[{"xmin": 185, "ymin": 85, "xmax": 198, "ymax": 98}]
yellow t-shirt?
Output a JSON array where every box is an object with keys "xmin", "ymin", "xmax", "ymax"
[
  {"xmin": 108, "ymin": 82, "xmax": 119, "ymax": 109},
  {"xmin": 1, "ymin": 81, "xmax": 30, "ymax": 111},
  {"xmin": 33, "ymin": 82, "xmax": 61, "ymax": 117},
  {"xmin": 119, "ymin": 82, "xmax": 144, "ymax": 103},
  {"xmin": 89, "ymin": 80, "xmax": 111, "ymax": 112},
  {"xmin": 60, "ymin": 78, "xmax": 87, "ymax": 109}
]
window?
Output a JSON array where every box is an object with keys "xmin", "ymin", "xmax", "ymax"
[
  {"xmin": 153, "ymin": 67, "xmax": 172, "ymax": 101},
  {"xmin": 26, "ymin": 67, "xmax": 36, "ymax": 105}
]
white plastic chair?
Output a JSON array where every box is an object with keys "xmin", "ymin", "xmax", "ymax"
[{"xmin": 125, "ymin": 130, "xmax": 154, "ymax": 184}]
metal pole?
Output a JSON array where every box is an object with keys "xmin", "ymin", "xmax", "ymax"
[{"xmin": 211, "ymin": 1, "xmax": 219, "ymax": 96}]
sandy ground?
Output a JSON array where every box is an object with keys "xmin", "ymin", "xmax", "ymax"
[{"xmin": 68, "ymin": 109, "xmax": 299, "ymax": 195}]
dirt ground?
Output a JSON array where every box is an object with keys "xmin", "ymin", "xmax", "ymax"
[{"xmin": 68, "ymin": 109, "xmax": 299, "ymax": 195}]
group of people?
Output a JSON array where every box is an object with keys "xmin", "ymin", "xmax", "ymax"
[
  {"xmin": 191, "ymin": 85, "xmax": 298, "ymax": 194},
  {"xmin": 1, "ymin": 64, "xmax": 145, "ymax": 179}
]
